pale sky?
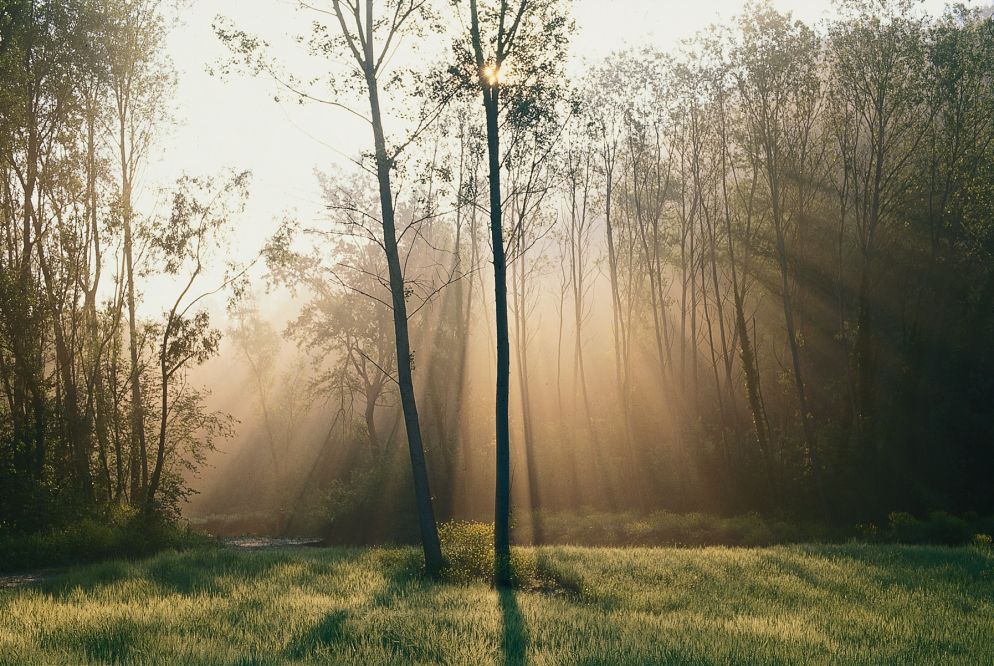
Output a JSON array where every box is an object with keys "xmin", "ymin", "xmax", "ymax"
[{"xmin": 140, "ymin": 0, "xmax": 958, "ymax": 310}]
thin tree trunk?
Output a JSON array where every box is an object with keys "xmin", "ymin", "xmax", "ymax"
[
  {"xmin": 121, "ymin": 131, "xmax": 149, "ymax": 504},
  {"xmin": 476, "ymin": 80, "xmax": 512, "ymax": 586},
  {"xmin": 365, "ymin": 65, "xmax": 444, "ymax": 578}
]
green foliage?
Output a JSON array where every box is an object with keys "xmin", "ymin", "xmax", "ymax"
[
  {"xmin": 0, "ymin": 0, "xmax": 240, "ymax": 533},
  {"xmin": 534, "ymin": 510, "xmax": 837, "ymax": 548},
  {"xmin": 438, "ymin": 521, "xmax": 537, "ymax": 587},
  {"xmin": 885, "ymin": 511, "xmax": 974, "ymax": 545},
  {"xmin": 438, "ymin": 520, "xmax": 493, "ymax": 582},
  {"xmin": 0, "ymin": 509, "xmax": 213, "ymax": 573}
]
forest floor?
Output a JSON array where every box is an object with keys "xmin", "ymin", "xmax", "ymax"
[{"xmin": 1, "ymin": 543, "xmax": 991, "ymax": 665}]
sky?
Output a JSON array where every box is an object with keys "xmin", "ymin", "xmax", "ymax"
[{"xmin": 140, "ymin": 0, "xmax": 957, "ymax": 311}]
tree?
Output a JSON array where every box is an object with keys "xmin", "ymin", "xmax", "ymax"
[
  {"xmin": 103, "ymin": 0, "xmax": 173, "ymax": 506},
  {"xmin": 143, "ymin": 172, "xmax": 249, "ymax": 516},
  {"xmin": 0, "ymin": 0, "xmax": 221, "ymax": 528},
  {"xmin": 828, "ymin": 0, "xmax": 931, "ymax": 497},
  {"xmin": 216, "ymin": 0, "xmax": 447, "ymax": 576},
  {"xmin": 733, "ymin": 3, "xmax": 830, "ymax": 519},
  {"xmin": 455, "ymin": 0, "xmax": 571, "ymax": 585}
]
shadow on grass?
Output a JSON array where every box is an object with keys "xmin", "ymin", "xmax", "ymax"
[
  {"xmin": 746, "ymin": 544, "xmax": 994, "ymax": 620},
  {"xmin": 284, "ymin": 609, "xmax": 351, "ymax": 660},
  {"xmin": 499, "ymin": 588, "xmax": 529, "ymax": 666},
  {"xmin": 39, "ymin": 616, "xmax": 142, "ymax": 664},
  {"xmin": 810, "ymin": 544, "xmax": 993, "ymax": 596},
  {"xmin": 31, "ymin": 547, "xmax": 393, "ymax": 610},
  {"xmin": 144, "ymin": 549, "xmax": 289, "ymax": 596},
  {"xmin": 33, "ymin": 548, "xmax": 297, "ymax": 599},
  {"xmin": 281, "ymin": 549, "xmax": 427, "ymax": 661}
]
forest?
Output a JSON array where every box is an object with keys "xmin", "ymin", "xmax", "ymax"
[
  {"xmin": 0, "ymin": 0, "xmax": 994, "ymax": 664},
  {"xmin": 1, "ymin": 0, "xmax": 994, "ymax": 661},
  {"xmin": 4, "ymin": 0, "xmax": 993, "ymax": 536}
]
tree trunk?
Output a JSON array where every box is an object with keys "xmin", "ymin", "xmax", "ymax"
[
  {"xmin": 364, "ymin": 65, "xmax": 443, "ymax": 578},
  {"xmin": 121, "ymin": 141, "xmax": 149, "ymax": 504},
  {"xmin": 479, "ymin": 83, "xmax": 512, "ymax": 585}
]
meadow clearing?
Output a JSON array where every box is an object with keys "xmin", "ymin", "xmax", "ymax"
[{"xmin": 2, "ymin": 542, "xmax": 992, "ymax": 665}]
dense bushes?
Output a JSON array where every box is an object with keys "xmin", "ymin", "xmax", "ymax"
[
  {"xmin": 0, "ymin": 508, "xmax": 213, "ymax": 573},
  {"xmin": 879, "ymin": 512, "xmax": 993, "ymax": 546},
  {"xmin": 530, "ymin": 511, "xmax": 838, "ymax": 547}
]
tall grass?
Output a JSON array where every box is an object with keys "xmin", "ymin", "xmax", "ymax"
[{"xmin": 2, "ymin": 543, "xmax": 992, "ymax": 664}]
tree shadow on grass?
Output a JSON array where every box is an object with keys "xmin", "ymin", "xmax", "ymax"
[
  {"xmin": 284, "ymin": 609, "xmax": 351, "ymax": 660},
  {"xmin": 499, "ymin": 588, "xmax": 529, "ymax": 666},
  {"xmin": 281, "ymin": 549, "xmax": 426, "ymax": 661},
  {"xmin": 791, "ymin": 544, "xmax": 994, "ymax": 594},
  {"xmin": 39, "ymin": 616, "xmax": 142, "ymax": 664},
  {"xmin": 33, "ymin": 547, "xmax": 373, "ymax": 603},
  {"xmin": 143, "ymin": 549, "xmax": 289, "ymax": 595}
]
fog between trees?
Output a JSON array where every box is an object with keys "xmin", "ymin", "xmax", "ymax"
[{"xmin": 2, "ymin": 1, "xmax": 993, "ymax": 562}]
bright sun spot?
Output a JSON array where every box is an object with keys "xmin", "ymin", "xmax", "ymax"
[{"xmin": 483, "ymin": 63, "xmax": 509, "ymax": 85}]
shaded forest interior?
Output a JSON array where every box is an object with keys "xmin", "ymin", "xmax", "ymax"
[{"xmin": 2, "ymin": 0, "xmax": 993, "ymax": 545}]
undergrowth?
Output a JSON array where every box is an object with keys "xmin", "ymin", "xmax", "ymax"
[{"xmin": 0, "ymin": 507, "xmax": 213, "ymax": 573}]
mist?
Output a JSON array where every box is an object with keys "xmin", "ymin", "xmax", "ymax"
[{"xmin": 3, "ymin": 0, "xmax": 993, "ymax": 546}]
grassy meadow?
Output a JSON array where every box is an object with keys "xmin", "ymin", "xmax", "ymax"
[{"xmin": 2, "ymin": 542, "xmax": 992, "ymax": 665}]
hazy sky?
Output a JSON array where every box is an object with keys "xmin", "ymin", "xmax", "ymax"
[{"xmin": 143, "ymin": 0, "xmax": 956, "ymax": 294}]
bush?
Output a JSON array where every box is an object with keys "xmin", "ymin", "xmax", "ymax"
[
  {"xmin": 438, "ymin": 521, "xmax": 492, "ymax": 582},
  {"xmin": 438, "ymin": 521, "xmax": 537, "ymax": 587},
  {"xmin": 0, "ymin": 508, "xmax": 213, "ymax": 573},
  {"xmin": 887, "ymin": 512, "xmax": 924, "ymax": 543},
  {"xmin": 922, "ymin": 511, "xmax": 973, "ymax": 545},
  {"xmin": 316, "ymin": 466, "xmax": 422, "ymax": 546},
  {"xmin": 886, "ymin": 511, "xmax": 974, "ymax": 545},
  {"xmin": 531, "ymin": 510, "xmax": 837, "ymax": 548}
]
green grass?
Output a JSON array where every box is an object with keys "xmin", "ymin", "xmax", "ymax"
[{"xmin": 2, "ymin": 544, "xmax": 992, "ymax": 664}]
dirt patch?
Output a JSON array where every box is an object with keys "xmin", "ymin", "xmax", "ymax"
[
  {"xmin": 1, "ymin": 571, "xmax": 55, "ymax": 589},
  {"xmin": 222, "ymin": 537, "xmax": 323, "ymax": 551}
]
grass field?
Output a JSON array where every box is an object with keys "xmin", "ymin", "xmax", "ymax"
[{"xmin": 1, "ymin": 543, "xmax": 992, "ymax": 665}]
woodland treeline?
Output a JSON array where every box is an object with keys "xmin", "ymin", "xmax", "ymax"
[
  {"xmin": 0, "ymin": 0, "xmax": 246, "ymax": 531},
  {"xmin": 3, "ymin": 0, "xmax": 994, "ymax": 562}
]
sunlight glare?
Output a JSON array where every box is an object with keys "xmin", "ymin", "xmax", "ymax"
[{"xmin": 483, "ymin": 62, "xmax": 509, "ymax": 86}]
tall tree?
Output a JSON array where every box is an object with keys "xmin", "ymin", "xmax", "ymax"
[
  {"xmin": 734, "ymin": 4, "xmax": 830, "ymax": 518},
  {"xmin": 828, "ymin": 0, "xmax": 931, "ymax": 493},
  {"xmin": 143, "ymin": 172, "xmax": 249, "ymax": 515},
  {"xmin": 456, "ymin": 0, "xmax": 571, "ymax": 584},
  {"xmin": 328, "ymin": 0, "xmax": 446, "ymax": 576},
  {"xmin": 103, "ymin": 0, "xmax": 172, "ymax": 505}
]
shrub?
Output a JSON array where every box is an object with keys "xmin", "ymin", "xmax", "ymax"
[
  {"xmin": 439, "ymin": 521, "xmax": 493, "ymax": 583},
  {"xmin": 0, "ymin": 510, "xmax": 213, "ymax": 572},
  {"xmin": 887, "ymin": 512, "xmax": 924, "ymax": 543},
  {"xmin": 856, "ymin": 522, "xmax": 881, "ymax": 541},
  {"xmin": 922, "ymin": 511, "xmax": 973, "ymax": 545},
  {"xmin": 438, "ymin": 521, "xmax": 537, "ymax": 587},
  {"xmin": 886, "ymin": 511, "xmax": 974, "ymax": 545}
]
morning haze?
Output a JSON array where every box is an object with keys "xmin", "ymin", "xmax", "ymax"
[{"xmin": 2, "ymin": 0, "xmax": 992, "ymax": 663}]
